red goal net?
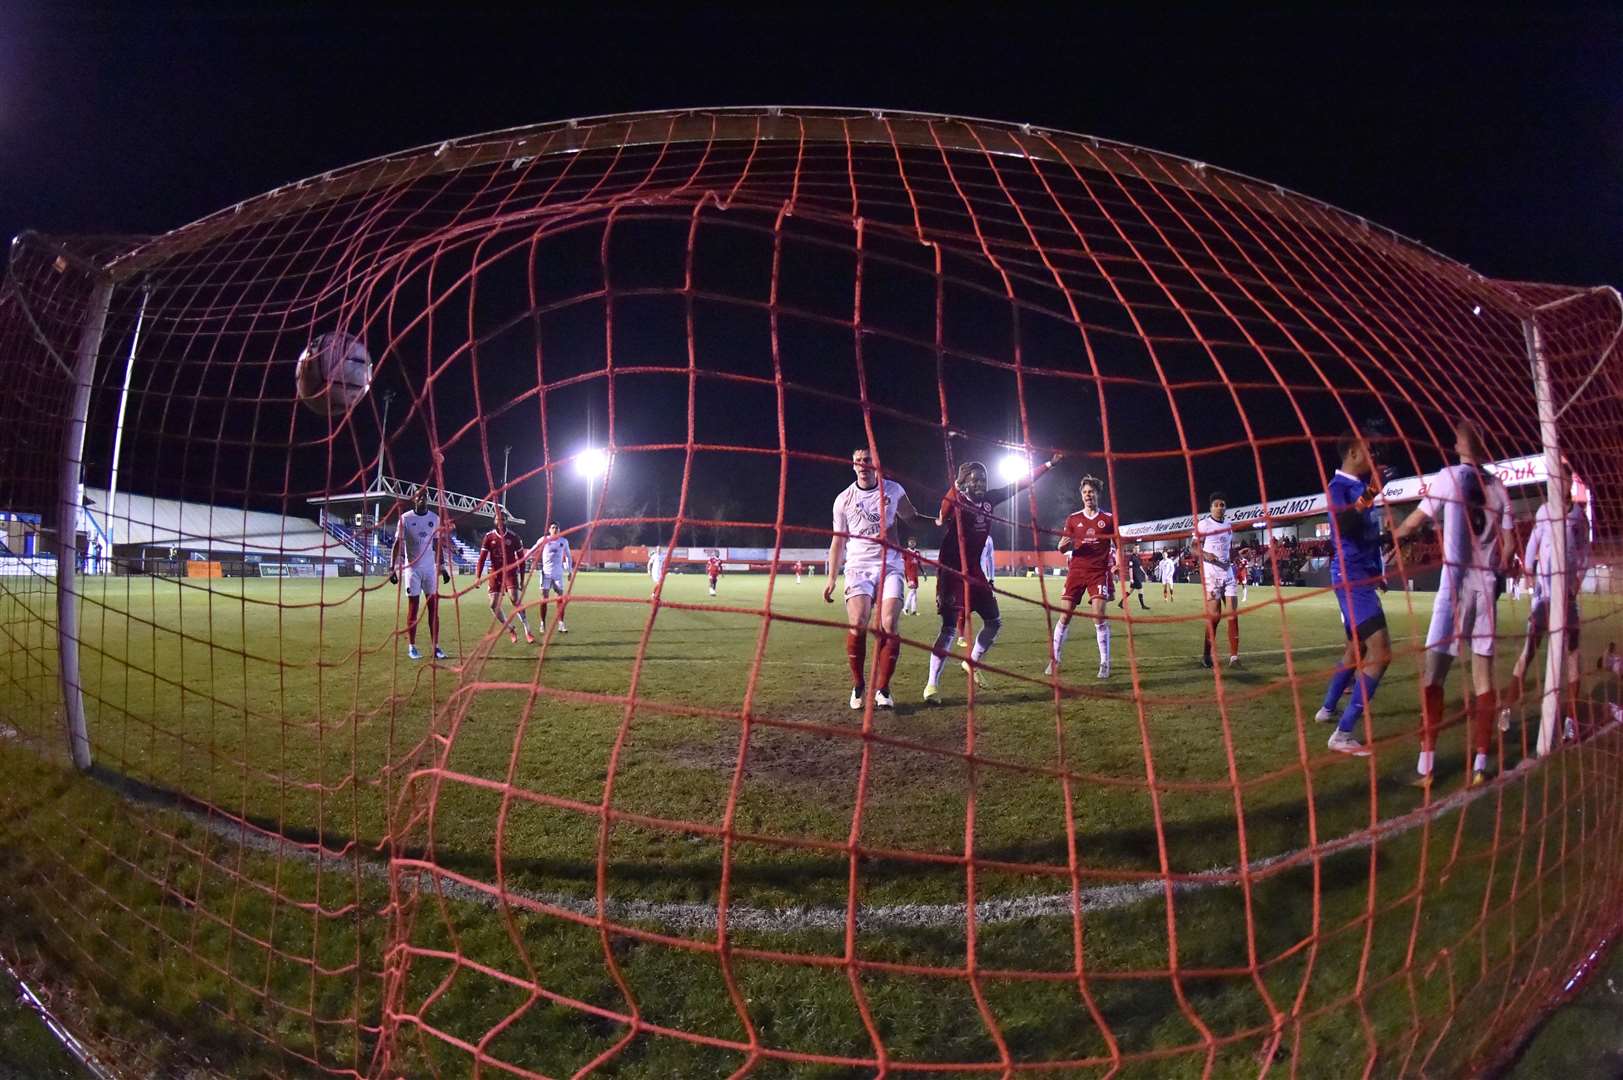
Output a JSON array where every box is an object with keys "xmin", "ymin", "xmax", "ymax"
[{"xmin": 1, "ymin": 108, "xmax": 1621, "ymax": 1078}]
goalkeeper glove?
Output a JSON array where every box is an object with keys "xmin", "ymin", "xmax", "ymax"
[
  {"xmin": 440, "ymin": 568, "xmax": 451, "ymax": 584},
  {"xmin": 388, "ymin": 569, "xmax": 399, "ymax": 585}
]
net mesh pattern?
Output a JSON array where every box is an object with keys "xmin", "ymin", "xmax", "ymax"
[{"xmin": 0, "ymin": 108, "xmax": 1620, "ymax": 1078}]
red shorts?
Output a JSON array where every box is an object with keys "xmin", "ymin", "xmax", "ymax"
[
  {"xmin": 487, "ymin": 571, "xmax": 520, "ymax": 595},
  {"xmin": 1063, "ymin": 569, "xmax": 1113, "ymax": 606}
]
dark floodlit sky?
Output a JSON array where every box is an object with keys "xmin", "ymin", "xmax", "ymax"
[{"xmin": 4, "ymin": 4, "xmax": 1620, "ymax": 543}]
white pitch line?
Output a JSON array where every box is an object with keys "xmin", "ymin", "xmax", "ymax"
[{"xmin": 159, "ymin": 711, "xmax": 1618, "ymax": 934}]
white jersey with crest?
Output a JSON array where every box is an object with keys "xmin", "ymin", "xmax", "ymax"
[
  {"xmin": 538, "ymin": 536, "xmax": 571, "ymax": 577},
  {"xmin": 398, "ymin": 510, "xmax": 440, "ymax": 571},
  {"xmin": 1419, "ymin": 464, "xmax": 1512, "ymax": 586},
  {"xmin": 1196, "ymin": 515, "xmax": 1234, "ymax": 565},
  {"xmin": 833, "ymin": 479, "xmax": 907, "ymax": 577}
]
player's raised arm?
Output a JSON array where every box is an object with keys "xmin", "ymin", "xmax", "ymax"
[
  {"xmin": 987, "ymin": 451, "xmax": 1063, "ymax": 505},
  {"xmin": 1393, "ymin": 468, "xmax": 1449, "ymax": 544}
]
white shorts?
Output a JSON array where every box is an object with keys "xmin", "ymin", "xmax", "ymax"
[
  {"xmin": 403, "ymin": 565, "xmax": 439, "ymax": 598},
  {"xmin": 1426, "ymin": 576, "xmax": 1497, "ymax": 658},
  {"xmin": 1203, "ymin": 566, "xmax": 1237, "ymax": 600},
  {"xmin": 845, "ymin": 565, "xmax": 906, "ymax": 602},
  {"xmin": 540, "ymin": 573, "xmax": 566, "ymax": 596}
]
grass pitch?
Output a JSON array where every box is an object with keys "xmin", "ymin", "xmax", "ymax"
[{"xmin": 0, "ymin": 570, "xmax": 1619, "ymax": 1077}]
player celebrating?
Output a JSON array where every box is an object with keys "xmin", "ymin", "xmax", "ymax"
[
  {"xmin": 533, "ymin": 521, "xmax": 572, "ymax": 635},
  {"xmin": 706, "ymin": 553, "xmax": 722, "ymax": 596},
  {"xmin": 1503, "ymin": 463, "xmax": 1590, "ymax": 738},
  {"xmin": 902, "ymin": 537, "xmax": 923, "ymax": 615},
  {"xmin": 925, "ymin": 452, "xmax": 1062, "ymax": 702},
  {"xmin": 1392, "ymin": 420, "xmax": 1515, "ymax": 787},
  {"xmin": 1049, "ymin": 474, "xmax": 1119, "ymax": 679},
  {"xmin": 1315, "ymin": 432, "xmax": 1392, "ymax": 756},
  {"xmin": 1158, "ymin": 550, "xmax": 1178, "ymax": 603},
  {"xmin": 1196, "ymin": 493, "xmax": 1242, "ymax": 669},
  {"xmin": 475, "ymin": 509, "xmax": 534, "ymax": 644},
  {"xmin": 390, "ymin": 488, "xmax": 451, "ymax": 661},
  {"xmin": 825, "ymin": 446, "xmax": 920, "ymax": 709}
]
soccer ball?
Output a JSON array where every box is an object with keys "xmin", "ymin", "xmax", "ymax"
[{"xmin": 295, "ymin": 331, "xmax": 372, "ymax": 416}]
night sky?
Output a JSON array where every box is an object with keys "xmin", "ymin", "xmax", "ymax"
[{"xmin": 3, "ymin": 4, "xmax": 1619, "ymax": 546}]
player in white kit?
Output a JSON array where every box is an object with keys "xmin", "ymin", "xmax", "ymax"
[
  {"xmin": 389, "ymin": 488, "xmax": 451, "ymax": 661},
  {"xmin": 1158, "ymin": 551, "xmax": 1177, "ymax": 603},
  {"xmin": 648, "ymin": 546, "xmax": 667, "ymax": 595},
  {"xmin": 1392, "ymin": 421, "xmax": 1515, "ymax": 787},
  {"xmin": 532, "ymin": 521, "xmax": 572, "ymax": 635},
  {"xmin": 1195, "ymin": 494, "xmax": 1241, "ymax": 669},
  {"xmin": 1504, "ymin": 463, "xmax": 1589, "ymax": 738},
  {"xmin": 825, "ymin": 446, "xmax": 919, "ymax": 709}
]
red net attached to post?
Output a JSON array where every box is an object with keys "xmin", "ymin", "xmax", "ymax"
[{"xmin": 1, "ymin": 108, "xmax": 1621, "ymax": 1078}]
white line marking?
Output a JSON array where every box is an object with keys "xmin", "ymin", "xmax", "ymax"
[{"xmin": 159, "ymin": 713, "xmax": 1618, "ymax": 933}]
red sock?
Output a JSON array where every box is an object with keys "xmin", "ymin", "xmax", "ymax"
[
  {"xmin": 1227, "ymin": 616, "xmax": 1239, "ymax": 656},
  {"xmin": 846, "ymin": 629, "xmax": 867, "ymax": 687},
  {"xmin": 407, "ymin": 596, "xmax": 421, "ymax": 644},
  {"xmin": 1473, "ymin": 692, "xmax": 1496, "ymax": 761},
  {"xmin": 876, "ymin": 633, "xmax": 899, "ymax": 691},
  {"xmin": 1205, "ymin": 617, "xmax": 1220, "ymax": 655},
  {"xmin": 1421, "ymin": 684, "xmax": 1444, "ymax": 751},
  {"xmin": 539, "ymin": 600, "xmax": 548, "ymax": 627}
]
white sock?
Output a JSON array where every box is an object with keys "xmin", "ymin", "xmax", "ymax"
[
  {"xmin": 1052, "ymin": 622, "xmax": 1070, "ymax": 661},
  {"xmin": 1095, "ymin": 623, "xmax": 1110, "ymax": 663},
  {"xmin": 1418, "ymin": 751, "xmax": 1435, "ymax": 775},
  {"xmin": 1473, "ymin": 752, "xmax": 1488, "ymax": 773},
  {"xmin": 970, "ymin": 641, "xmax": 988, "ymax": 664},
  {"xmin": 928, "ymin": 651, "xmax": 947, "ymax": 686},
  {"xmin": 515, "ymin": 611, "xmax": 530, "ymax": 630}
]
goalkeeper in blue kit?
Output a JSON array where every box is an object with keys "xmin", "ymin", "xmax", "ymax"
[{"xmin": 1317, "ymin": 432, "xmax": 1393, "ymax": 756}]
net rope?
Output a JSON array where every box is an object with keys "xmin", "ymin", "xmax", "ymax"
[{"xmin": 0, "ymin": 108, "xmax": 1620, "ymax": 1077}]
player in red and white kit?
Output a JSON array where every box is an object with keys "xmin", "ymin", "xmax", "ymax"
[
  {"xmin": 1392, "ymin": 420, "xmax": 1516, "ymax": 786},
  {"xmin": 1196, "ymin": 493, "xmax": 1242, "ymax": 670},
  {"xmin": 706, "ymin": 554, "xmax": 722, "ymax": 596},
  {"xmin": 1236, "ymin": 550, "xmax": 1251, "ymax": 603},
  {"xmin": 901, "ymin": 538, "xmax": 923, "ymax": 615},
  {"xmin": 825, "ymin": 447, "xmax": 920, "ymax": 709},
  {"xmin": 475, "ymin": 509, "xmax": 534, "ymax": 644},
  {"xmin": 1049, "ymin": 475, "xmax": 1120, "ymax": 679},
  {"xmin": 925, "ymin": 451, "xmax": 1063, "ymax": 702},
  {"xmin": 793, "ymin": 560, "xmax": 805, "ymax": 584}
]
